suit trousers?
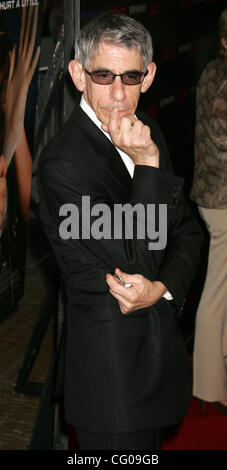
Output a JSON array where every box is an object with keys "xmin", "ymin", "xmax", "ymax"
[
  {"xmin": 75, "ymin": 428, "xmax": 161, "ymax": 450},
  {"xmin": 193, "ymin": 207, "xmax": 227, "ymax": 402}
]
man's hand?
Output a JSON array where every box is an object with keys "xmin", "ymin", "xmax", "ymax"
[
  {"xmin": 106, "ymin": 267, "xmax": 167, "ymax": 314},
  {"xmin": 3, "ymin": 6, "xmax": 40, "ymax": 165},
  {"xmin": 0, "ymin": 156, "xmax": 7, "ymax": 231},
  {"xmin": 102, "ymin": 108, "xmax": 159, "ymax": 168}
]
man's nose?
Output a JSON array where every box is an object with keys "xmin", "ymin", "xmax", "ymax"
[{"xmin": 110, "ymin": 76, "xmax": 126, "ymax": 101}]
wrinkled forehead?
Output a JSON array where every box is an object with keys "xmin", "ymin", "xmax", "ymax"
[{"xmin": 87, "ymin": 40, "xmax": 143, "ymax": 69}]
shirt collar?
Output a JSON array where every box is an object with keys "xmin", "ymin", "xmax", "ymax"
[
  {"xmin": 80, "ymin": 95, "xmax": 110, "ymax": 138},
  {"xmin": 79, "ymin": 94, "xmax": 135, "ymax": 178}
]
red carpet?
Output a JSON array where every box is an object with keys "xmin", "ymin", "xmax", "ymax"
[
  {"xmin": 162, "ymin": 397, "xmax": 227, "ymax": 450},
  {"xmin": 68, "ymin": 381, "xmax": 227, "ymax": 452},
  {"xmin": 69, "ymin": 397, "xmax": 227, "ymax": 450}
]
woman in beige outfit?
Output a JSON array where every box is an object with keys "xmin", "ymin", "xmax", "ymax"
[{"xmin": 191, "ymin": 8, "xmax": 227, "ymax": 411}]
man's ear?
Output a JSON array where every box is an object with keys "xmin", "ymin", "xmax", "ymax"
[
  {"xmin": 141, "ymin": 62, "xmax": 156, "ymax": 93},
  {"xmin": 68, "ymin": 60, "xmax": 85, "ymax": 92}
]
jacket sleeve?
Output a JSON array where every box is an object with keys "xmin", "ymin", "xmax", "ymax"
[
  {"xmin": 38, "ymin": 153, "xmax": 203, "ymax": 311},
  {"xmin": 134, "ymin": 113, "xmax": 204, "ymax": 309},
  {"xmin": 132, "ymin": 165, "xmax": 203, "ymax": 309}
]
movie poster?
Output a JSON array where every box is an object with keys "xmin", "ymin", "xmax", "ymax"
[{"xmin": 0, "ymin": 1, "xmax": 43, "ymax": 316}]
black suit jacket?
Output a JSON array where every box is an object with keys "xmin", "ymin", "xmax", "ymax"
[{"xmin": 38, "ymin": 104, "xmax": 202, "ymax": 433}]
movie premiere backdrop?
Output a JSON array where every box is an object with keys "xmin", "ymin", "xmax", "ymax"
[{"xmin": 0, "ymin": 0, "xmax": 43, "ymax": 317}]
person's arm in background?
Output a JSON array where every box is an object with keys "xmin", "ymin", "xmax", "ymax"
[
  {"xmin": 0, "ymin": 155, "xmax": 7, "ymax": 232},
  {"xmin": 2, "ymin": 6, "xmax": 40, "ymax": 225},
  {"xmin": 3, "ymin": 6, "xmax": 40, "ymax": 165},
  {"xmin": 212, "ymin": 77, "xmax": 227, "ymax": 151},
  {"xmin": 13, "ymin": 129, "xmax": 32, "ymax": 225}
]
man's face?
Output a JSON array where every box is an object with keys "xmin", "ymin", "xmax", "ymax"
[{"xmin": 69, "ymin": 41, "xmax": 156, "ymax": 126}]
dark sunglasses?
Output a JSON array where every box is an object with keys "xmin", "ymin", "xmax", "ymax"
[{"xmin": 84, "ymin": 68, "xmax": 148, "ymax": 85}]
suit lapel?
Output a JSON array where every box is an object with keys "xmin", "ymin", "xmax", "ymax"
[
  {"xmin": 106, "ymin": 144, "xmax": 132, "ymax": 196},
  {"xmin": 71, "ymin": 104, "xmax": 132, "ymax": 198}
]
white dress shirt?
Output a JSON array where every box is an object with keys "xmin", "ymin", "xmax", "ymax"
[
  {"xmin": 80, "ymin": 95, "xmax": 135, "ymax": 177},
  {"xmin": 80, "ymin": 95, "xmax": 172, "ymax": 300}
]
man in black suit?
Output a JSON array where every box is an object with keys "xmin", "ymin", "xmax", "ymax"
[{"xmin": 38, "ymin": 13, "xmax": 202, "ymax": 450}]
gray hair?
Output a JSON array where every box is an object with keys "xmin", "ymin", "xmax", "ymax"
[{"xmin": 74, "ymin": 13, "xmax": 153, "ymax": 69}]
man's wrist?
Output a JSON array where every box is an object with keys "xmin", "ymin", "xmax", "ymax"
[
  {"xmin": 133, "ymin": 152, "xmax": 159, "ymax": 168},
  {"xmin": 149, "ymin": 280, "xmax": 167, "ymax": 305},
  {"xmin": 153, "ymin": 280, "xmax": 167, "ymax": 294}
]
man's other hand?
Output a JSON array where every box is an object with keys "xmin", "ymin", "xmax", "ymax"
[
  {"xmin": 106, "ymin": 267, "xmax": 167, "ymax": 314},
  {"xmin": 102, "ymin": 109, "xmax": 159, "ymax": 168}
]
